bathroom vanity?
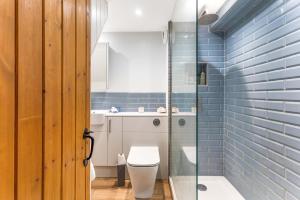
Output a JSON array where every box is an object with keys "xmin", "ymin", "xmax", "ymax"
[{"xmin": 91, "ymin": 111, "xmax": 168, "ymax": 178}]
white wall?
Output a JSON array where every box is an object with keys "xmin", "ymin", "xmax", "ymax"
[{"xmin": 98, "ymin": 32, "xmax": 167, "ymax": 93}]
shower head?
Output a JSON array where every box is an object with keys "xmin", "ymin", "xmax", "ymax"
[{"xmin": 199, "ymin": 12, "xmax": 219, "ymax": 25}]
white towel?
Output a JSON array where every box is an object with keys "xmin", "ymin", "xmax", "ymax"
[{"xmin": 90, "ymin": 161, "xmax": 96, "ymax": 181}]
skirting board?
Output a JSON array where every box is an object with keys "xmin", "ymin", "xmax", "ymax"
[
  {"xmin": 95, "ymin": 166, "xmax": 167, "ymax": 179},
  {"xmin": 95, "ymin": 166, "xmax": 129, "ymax": 178}
]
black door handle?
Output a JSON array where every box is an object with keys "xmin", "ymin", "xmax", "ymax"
[{"xmin": 83, "ymin": 128, "xmax": 94, "ymax": 167}]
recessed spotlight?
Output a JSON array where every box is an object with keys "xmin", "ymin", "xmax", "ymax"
[{"xmin": 135, "ymin": 8, "xmax": 143, "ymax": 16}]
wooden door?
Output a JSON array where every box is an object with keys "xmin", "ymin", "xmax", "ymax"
[
  {"xmin": 0, "ymin": 1, "xmax": 15, "ymax": 199},
  {"xmin": 0, "ymin": 0, "xmax": 91, "ymax": 199}
]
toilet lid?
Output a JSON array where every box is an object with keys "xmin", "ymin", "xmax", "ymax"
[{"xmin": 127, "ymin": 146, "xmax": 160, "ymax": 167}]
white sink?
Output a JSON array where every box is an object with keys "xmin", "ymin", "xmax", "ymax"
[{"xmin": 90, "ymin": 110, "xmax": 108, "ymax": 125}]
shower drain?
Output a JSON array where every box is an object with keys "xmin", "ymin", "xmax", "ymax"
[{"xmin": 198, "ymin": 184, "xmax": 207, "ymax": 191}]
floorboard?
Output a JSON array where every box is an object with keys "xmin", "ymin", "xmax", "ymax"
[{"xmin": 91, "ymin": 178, "xmax": 173, "ymax": 200}]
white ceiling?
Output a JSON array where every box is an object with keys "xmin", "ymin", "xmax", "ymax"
[
  {"xmin": 103, "ymin": 0, "xmax": 176, "ymax": 32},
  {"xmin": 171, "ymin": 0, "xmax": 198, "ymax": 22},
  {"xmin": 103, "ymin": 0, "xmax": 227, "ymax": 32},
  {"xmin": 199, "ymin": 0, "xmax": 227, "ymax": 13},
  {"xmin": 172, "ymin": 0, "xmax": 227, "ymax": 22}
]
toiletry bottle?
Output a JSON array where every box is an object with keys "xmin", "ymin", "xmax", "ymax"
[{"xmin": 200, "ymin": 70, "xmax": 206, "ymax": 85}]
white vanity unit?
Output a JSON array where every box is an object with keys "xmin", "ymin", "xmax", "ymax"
[{"xmin": 91, "ymin": 111, "xmax": 168, "ymax": 179}]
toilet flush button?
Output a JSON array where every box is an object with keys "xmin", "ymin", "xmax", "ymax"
[
  {"xmin": 153, "ymin": 119, "xmax": 160, "ymax": 126},
  {"xmin": 179, "ymin": 118, "xmax": 186, "ymax": 126}
]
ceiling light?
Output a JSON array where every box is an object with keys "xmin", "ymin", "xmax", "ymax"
[{"xmin": 135, "ymin": 8, "xmax": 143, "ymax": 16}]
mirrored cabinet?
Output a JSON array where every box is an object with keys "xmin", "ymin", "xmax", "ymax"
[{"xmin": 91, "ymin": 42, "xmax": 109, "ymax": 91}]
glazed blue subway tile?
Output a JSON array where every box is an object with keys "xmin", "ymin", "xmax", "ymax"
[{"xmin": 91, "ymin": 92, "xmax": 166, "ymax": 111}]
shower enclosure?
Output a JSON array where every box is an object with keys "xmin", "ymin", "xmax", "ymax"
[
  {"xmin": 170, "ymin": 0, "xmax": 300, "ymax": 200},
  {"xmin": 168, "ymin": 0, "xmax": 198, "ymax": 199}
]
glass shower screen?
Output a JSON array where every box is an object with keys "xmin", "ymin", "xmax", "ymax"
[{"xmin": 169, "ymin": 0, "xmax": 198, "ymax": 199}]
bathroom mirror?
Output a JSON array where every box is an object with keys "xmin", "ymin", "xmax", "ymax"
[{"xmin": 91, "ymin": 42, "xmax": 109, "ymax": 91}]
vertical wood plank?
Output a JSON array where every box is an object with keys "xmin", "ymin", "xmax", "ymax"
[
  {"xmin": 76, "ymin": 0, "xmax": 88, "ymax": 199},
  {"xmin": 17, "ymin": 0, "xmax": 43, "ymax": 199},
  {"xmin": 0, "ymin": 0, "xmax": 15, "ymax": 199},
  {"xmin": 43, "ymin": 0, "xmax": 62, "ymax": 199},
  {"xmin": 0, "ymin": 0, "xmax": 90, "ymax": 199},
  {"xmin": 62, "ymin": 0, "xmax": 76, "ymax": 199},
  {"xmin": 86, "ymin": 0, "xmax": 92, "ymax": 199}
]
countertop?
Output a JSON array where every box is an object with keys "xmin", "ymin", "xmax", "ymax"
[
  {"xmin": 90, "ymin": 110, "xmax": 196, "ymax": 117},
  {"xmin": 104, "ymin": 112, "xmax": 168, "ymax": 117}
]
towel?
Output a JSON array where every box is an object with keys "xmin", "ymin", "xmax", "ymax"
[{"xmin": 90, "ymin": 161, "xmax": 96, "ymax": 181}]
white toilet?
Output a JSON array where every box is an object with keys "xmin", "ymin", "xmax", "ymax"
[{"xmin": 127, "ymin": 146, "xmax": 160, "ymax": 199}]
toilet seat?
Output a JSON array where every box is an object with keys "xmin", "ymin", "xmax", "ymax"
[
  {"xmin": 127, "ymin": 146, "xmax": 160, "ymax": 167},
  {"xmin": 127, "ymin": 146, "xmax": 160, "ymax": 198}
]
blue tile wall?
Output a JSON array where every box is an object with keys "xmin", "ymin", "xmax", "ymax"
[
  {"xmin": 224, "ymin": 0, "xmax": 300, "ymax": 199},
  {"xmin": 198, "ymin": 26, "xmax": 225, "ymax": 176},
  {"xmin": 91, "ymin": 92, "xmax": 166, "ymax": 112},
  {"xmin": 172, "ymin": 93, "xmax": 196, "ymax": 112}
]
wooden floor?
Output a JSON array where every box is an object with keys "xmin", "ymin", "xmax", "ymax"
[{"xmin": 91, "ymin": 178, "xmax": 173, "ymax": 200}]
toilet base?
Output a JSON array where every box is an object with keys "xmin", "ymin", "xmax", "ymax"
[{"xmin": 127, "ymin": 164, "xmax": 159, "ymax": 199}]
